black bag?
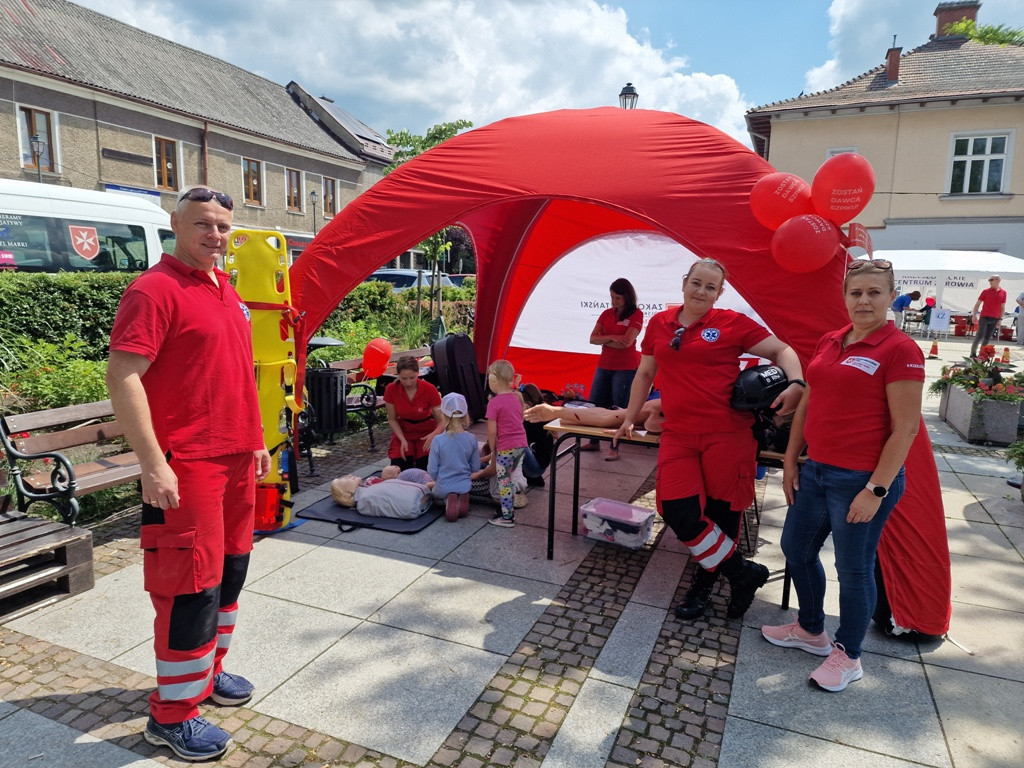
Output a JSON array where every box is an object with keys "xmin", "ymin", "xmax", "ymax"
[{"xmin": 431, "ymin": 334, "xmax": 487, "ymax": 422}]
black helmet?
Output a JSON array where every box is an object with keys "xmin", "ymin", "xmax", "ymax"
[{"xmin": 731, "ymin": 364, "xmax": 789, "ymax": 411}]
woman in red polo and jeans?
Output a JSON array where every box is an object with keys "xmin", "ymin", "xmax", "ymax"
[
  {"xmin": 762, "ymin": 258, "xmax": 923, "ymax": 692},
  {"xmin": 612, "ymin": 258, "xmax": 804, "ymax": 621}
]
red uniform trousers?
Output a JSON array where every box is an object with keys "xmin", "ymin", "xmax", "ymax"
[
  {"xmin": 141, "ymin": 452, "xmax": 255, "ymax": 723},
  {"xmin": 656, "ymin": 430, "xmax": 757, "ymax": 571}
]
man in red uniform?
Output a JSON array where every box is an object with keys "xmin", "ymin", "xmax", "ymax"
[
  {"xmin": 970, "ymin": 275, "xmax": 1006, "ymax": 358},
  {"xmin": 107, "ymin": 186, "xmax": 270, "ymax": 762}
]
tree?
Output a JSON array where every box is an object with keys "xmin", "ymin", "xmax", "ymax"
[
  {"xmin": 945, "ymin": 19, "xmax": 1024, "ymax": 46},
  {"xmin": 384, "ymin": 120, "xmax": 475, "ymax": 326}
]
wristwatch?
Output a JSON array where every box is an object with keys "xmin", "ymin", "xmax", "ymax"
[{"xmin": 865, "ymin": 482, "xmax": 888, "ymax": 498}]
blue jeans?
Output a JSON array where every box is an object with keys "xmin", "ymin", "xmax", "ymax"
[
  {"xmin": 590, "ymin": 367, "xmax": 636, "ymax": 410},
  {"xmin": 781, "ymin": 459, "xmax": 905, "ymax": 658},
  {"xmin": 522, "ymin": 446, "xmax": 543, "ymax": 478}
]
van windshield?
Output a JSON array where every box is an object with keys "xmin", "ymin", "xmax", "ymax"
[{"xmin": 0, "ymin": 213, "xmax": 151, "ymax": 271}]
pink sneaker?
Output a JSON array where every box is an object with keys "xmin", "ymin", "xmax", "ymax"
[
  {"xmin": 761, "ymin": 620, "xmax": 832, "ymax": 656},
  {"xmin": 809, "ymin": 643, "xmax": 863, "ymax": 692}
]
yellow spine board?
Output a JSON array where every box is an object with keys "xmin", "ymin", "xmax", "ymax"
[{"xmin": 226, "ymin": 230, "xmax": 302, "ymax": 531}]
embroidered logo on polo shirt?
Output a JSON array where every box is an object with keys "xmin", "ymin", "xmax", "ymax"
[
  {"xmin": 701, "ymin": 328, "xmax": 721, "ymax": 342},
  {"xmin": 239, "ymin": 302, "xmax": 251, "ymax": 322},
  {"xmin": 841, "ymin": 356, "xmax": 881, "ymax": 375}
]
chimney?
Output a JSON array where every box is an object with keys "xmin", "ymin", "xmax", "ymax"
[
  {"xmin": 885, "ymin": 47, "xmax": 902, "ymax": 81},
  {"xmin": 933, "ymin": 2, "xmax": 980, "ymax": 38}
]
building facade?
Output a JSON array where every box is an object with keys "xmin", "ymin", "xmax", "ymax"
[
  {"xmin": 0, "ymin": 0, "xmax": 392, "ymax": 260},
  {"xmin": 746, "ymin": 2, "xmax": 1024, "ymax": 257}
]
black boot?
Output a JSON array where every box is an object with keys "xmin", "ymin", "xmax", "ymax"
[
  {"xmin": 675, "ymin": 566, "xmax": 719, "ymax": 619},
  {"xmin": 723, "ymin": 555, "xmax": 770, "ymax": 619}
]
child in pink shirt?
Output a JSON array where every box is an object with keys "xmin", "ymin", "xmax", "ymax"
[{"xmin": 475, "ymin": 359, "xmax": 527, "ymax": 527}]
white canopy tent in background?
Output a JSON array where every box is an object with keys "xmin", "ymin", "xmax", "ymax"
[{"xmin": 883, "ymin": 250, "xmax": 1024, "ymax": 314}]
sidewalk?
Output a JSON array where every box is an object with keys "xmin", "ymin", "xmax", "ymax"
[{"xmin": 1, "ymin": 335, "xmax": 1021, "ymax": 768}]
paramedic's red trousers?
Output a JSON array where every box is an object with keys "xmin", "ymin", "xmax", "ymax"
[{"xmin": 140, "ymin": 452, "xmax": 255, "ymax": 723}]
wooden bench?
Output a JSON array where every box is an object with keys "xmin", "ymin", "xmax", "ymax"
[{"xmin": 1, "ymin": 399, "xmax": 140, "ymax": 525}]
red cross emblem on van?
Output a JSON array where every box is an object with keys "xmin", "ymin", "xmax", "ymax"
[{"xmin": 68, "ymin": 225, "xmax": 100, "ymax": 260}]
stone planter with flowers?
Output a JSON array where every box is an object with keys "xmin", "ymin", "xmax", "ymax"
[{"xmin": 930, "ymin": 361, "xmax": 1023, "ymax": 447}]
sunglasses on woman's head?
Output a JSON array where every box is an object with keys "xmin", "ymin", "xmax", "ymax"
[
  {"xmin": 670, "ymin": 326, "xmax": 685, "ymax": 351},
  {"xmin": 177, "ymin": 188, "xmax": 234, "ymax": 211},
  {"xmin": 847, "ymin": 258, "xmax": 892, "ymax": 272}
]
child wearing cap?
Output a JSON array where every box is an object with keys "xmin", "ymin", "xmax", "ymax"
[{"xmin": 428, "ymin": 392, "xmax": 480, "ymax": 521}]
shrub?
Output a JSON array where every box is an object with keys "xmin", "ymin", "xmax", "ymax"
[{"xmin": 2, "ymin": 334, "xmax": 108, "ymax": 411}]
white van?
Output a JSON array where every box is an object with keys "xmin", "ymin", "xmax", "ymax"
[{"xmin": 0, "ymin": 179, "xmax": 174, "ymax": 272}]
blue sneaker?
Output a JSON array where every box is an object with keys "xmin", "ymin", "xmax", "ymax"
[
  {"xmin": 209, "ymin": 670, "xmax": 254, "ymax": 706},
  {"xmin": 144, "ymin": 715, "xmax": 231, "ymax": 761}
]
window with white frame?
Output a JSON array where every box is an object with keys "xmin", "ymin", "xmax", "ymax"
[
  {"xmin": 826, "ymin": 146, "xmax": 858, "ymax": 159},
  {"xmin": 948, "ymin": 132, "xmax": 1010, "ymax": 195},
  {"xmin": 19, "ymin": 107, "xmax": 54, "ymax": 172}
]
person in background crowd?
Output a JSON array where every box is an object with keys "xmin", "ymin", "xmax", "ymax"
[
  {"xmin": 583, "ymin": 277, "xmax": 644, "ymax": 460},
  {"xmin": 612, "ymin": 258, "xmax": 804, "ymax": 622},
  {"xmin": 473, "ymin": 359, "xmax": 528, "ymax": 527},
  {"xmin": 890, "ymin": 290, "xmax": 920, "ymax": 330},
  {"xmin": 106, "ymin": 186, "xmax": 270, "ymax": 762},
  {"xmin": 970, "ymin": 275, "xmax": 1006, "ymax": 358},
  {"xmin": 762, "ymin": 257, "xmax": 923, "ymax": 692},
  {"xmin": 383, "ymin": 356, "xmax": 444, "ymax": 470},
  {"xmin": 1016, "ymin": 290, "xmax": 1024, "ymax": 347}
]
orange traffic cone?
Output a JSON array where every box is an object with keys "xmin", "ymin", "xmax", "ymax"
[
  {"xmin": 928, "ymin": 341, "xmax": 939, "ymax": 359},
  {"xmin": 1002, "ymin": 347, "xmax": 1011, "ymax": 363}
]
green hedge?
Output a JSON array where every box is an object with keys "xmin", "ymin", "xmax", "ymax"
[{"xmin": 0, "ymin": 272, "xmax": 134, "ymax": 362}]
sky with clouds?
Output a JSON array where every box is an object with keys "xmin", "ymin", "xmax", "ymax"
[{"xmin": 74, "ymin": 0, "xmax": 1024, "ymax": 147}]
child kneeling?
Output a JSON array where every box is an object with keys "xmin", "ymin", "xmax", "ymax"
[{"xmin": 427, "ymin": 392, "xmax": 480, "ymax": 521}]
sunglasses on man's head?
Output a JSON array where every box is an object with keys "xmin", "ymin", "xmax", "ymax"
[
  {"xmin": 670, "ymin": 326, "xmax": 685, "ymax": 351},
  {"xmin": 847, "ymin": 258, "xmax": 892, "ymax": 273},
  {"xmin": 177, "ymin": 188, "xmax": 234, "ymax": 211}
]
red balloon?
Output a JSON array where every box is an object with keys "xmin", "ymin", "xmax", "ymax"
[
  {"xmin": 749, "ymin": 172, "xmax": 815, "ymax": 230},
  {"xmin": 811, "ymin": 153, "xmax": 875, "ymax": 225},
  {"xmin": 362, "ymin": 337, "xmax": 392, "ymax": 378},
  {"xmin": 770, "ymin": 214, "xmax": 841, "ymax": 273}
]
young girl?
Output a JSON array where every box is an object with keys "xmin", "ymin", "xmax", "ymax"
[
  {"xmin": 474, "ymin": 360, "xmax": 529, "ymax": 527},
  {"xmin": 427, "ymin": 393, "xmax": 480, "ymax": 521}
]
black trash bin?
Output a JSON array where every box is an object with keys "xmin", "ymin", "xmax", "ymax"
[{"xmin": 305, "ymin": 367, "xmax": 349, "ymax": 441}]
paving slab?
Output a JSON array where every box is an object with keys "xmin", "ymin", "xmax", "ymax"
[
  {"xmin": 255, "ymin": 621, "xmax": 504, "ymax": 766},
  {"xmin": 112, "ymin": 590, "xmax": 361, "ymax": 704},
  {"xmin": 591, "ymin": 602, "xmax": 666, "ymax": 688},
  {"xmin": 957, "ymin": 474, "xmax": 1024, "ymax": 529},
  {"xmin": 0, "ymin": 708, "xmax": 163, "ymax": 768},
  {"xmin": 246, "ymin": 529, "xmax": 340, "ymax": 582},
  {"xmin": 4, "ymin": 564, "xmax": 150, "ymax": 661},
  {"xmin": 373, "ymin": 561, "xmax": 558, "ymax": 654},
  {"xmin": 630, "ymin": 546, "xmax": 687, "ymax": 609},
  {"xmin": 926, "ymin": 664, "xmax": 1024, "ymax": 768},
  {"xmin": 937, "ymin": 471, "xmax": 997, "ymax": 523},
  {"xmin": 917, "ymin": 602, "xmax": 1024, "ymax": 682},
  {"xmin": 719, "ymin": 716, "xmax": 946, "ymax": 768},
  {"xmin": 942, "ymin": 453, "xmax": 1016, "ymax": 478},
  {"xmin": 245, "ymin": 539, "xmax": 434, "ymax": 618},
  {"xmin": 943, "ymin": 517, "xmax": 1022, "ymax": 562},
  {"xmin": 443, "ymin": 519, "xmax": 593, "ymax": 584},
  {"xmin": 948, "ymin": 551, "xmax": 1024, "ymax": 612},
  {"xmin": 316, "ymin": 507, "xmax": 489, "ymax": 561},
  {"xmin": 541, "ymin": 677, "xmax": 634, "ymax": 768},
  {"xmin": 729, "ymin": 626, "xmax": 949, "ymax": 766}
]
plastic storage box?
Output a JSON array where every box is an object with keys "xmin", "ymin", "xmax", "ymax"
[{"xmin": 580, "ymin": 497, "xmax": 655, "ymax": 549}]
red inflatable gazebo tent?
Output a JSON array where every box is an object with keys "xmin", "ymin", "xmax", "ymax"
[{"xmin": 289, "ymin": 107, "xmax": 951, "ymax": 636}]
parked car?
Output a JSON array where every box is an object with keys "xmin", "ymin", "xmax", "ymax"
[
  {"xmin": 448, "ymin": 273, "xmax": 475, "ymax": 287},
  {"xmin": 364, "ymin": 269, "xmax": 455, "ymax": 291}
]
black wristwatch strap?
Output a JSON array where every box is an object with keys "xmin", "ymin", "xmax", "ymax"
[{"xmin": 790, "ymin": 379, "xmax": 807, "ymax": 388}]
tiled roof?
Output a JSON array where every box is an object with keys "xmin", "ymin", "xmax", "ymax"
[
  {"xmin": 0, "ymin": 0, "xmax": 362, "ymax": 162},
  {"xmin": 748, "ymin": 35, "xmax": 1024, "ymax": 116}
]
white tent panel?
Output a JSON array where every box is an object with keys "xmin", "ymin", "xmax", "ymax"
[
  {"xmin": 880, "ymin": 250, "xmax": 1024, "ymax": 314},
  {"xmin": 511, "ymin": 232, "xmax": 770, "ymax": 353}
]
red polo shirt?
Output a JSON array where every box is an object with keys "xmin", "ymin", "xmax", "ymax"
[
  {"xmin": 595, "ymin": 307, "xmax": 644, "ymax": 370},
  {"xmin": 978, "ymin": 287, "xmax": 1006, "ymax": 319},
  {"xmin": 109, "ymin": 254, "xmax": 264, "ymax": 459},
  {"xmin": 640, "ymin": 306, "xmax": 770, "ymax": 435},
  {"xmin": 803, "ymin": 322, "xmax": 925, "ymax": 471}
]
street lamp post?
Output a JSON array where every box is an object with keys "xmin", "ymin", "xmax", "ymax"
[
  {"xmin": 618, "ymin": 82, "xmax": 639, "ymax": 110},
  {"xmin": 29, "ymin": 134, "xmax": 44, "ymax": 183},
  {"xmin": 310, "ymin": 188, "xmax": 319, "ymax": 235}
]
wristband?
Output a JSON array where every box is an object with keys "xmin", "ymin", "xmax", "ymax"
[{"xmin": 789, "ymin": 379, "xmax": 807, "ymax": 388}]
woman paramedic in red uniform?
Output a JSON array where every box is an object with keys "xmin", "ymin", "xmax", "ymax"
[
  {"xmin": 383, "ymin": 355, "xmax": 444, "ymax": 470},
  {"xmin": 612, "ymin": 258, "xmax": 805, "ymax": 620},
  {"xmin": 761, "ymin": 258, "xmax": 923, "ymax": 692}
]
